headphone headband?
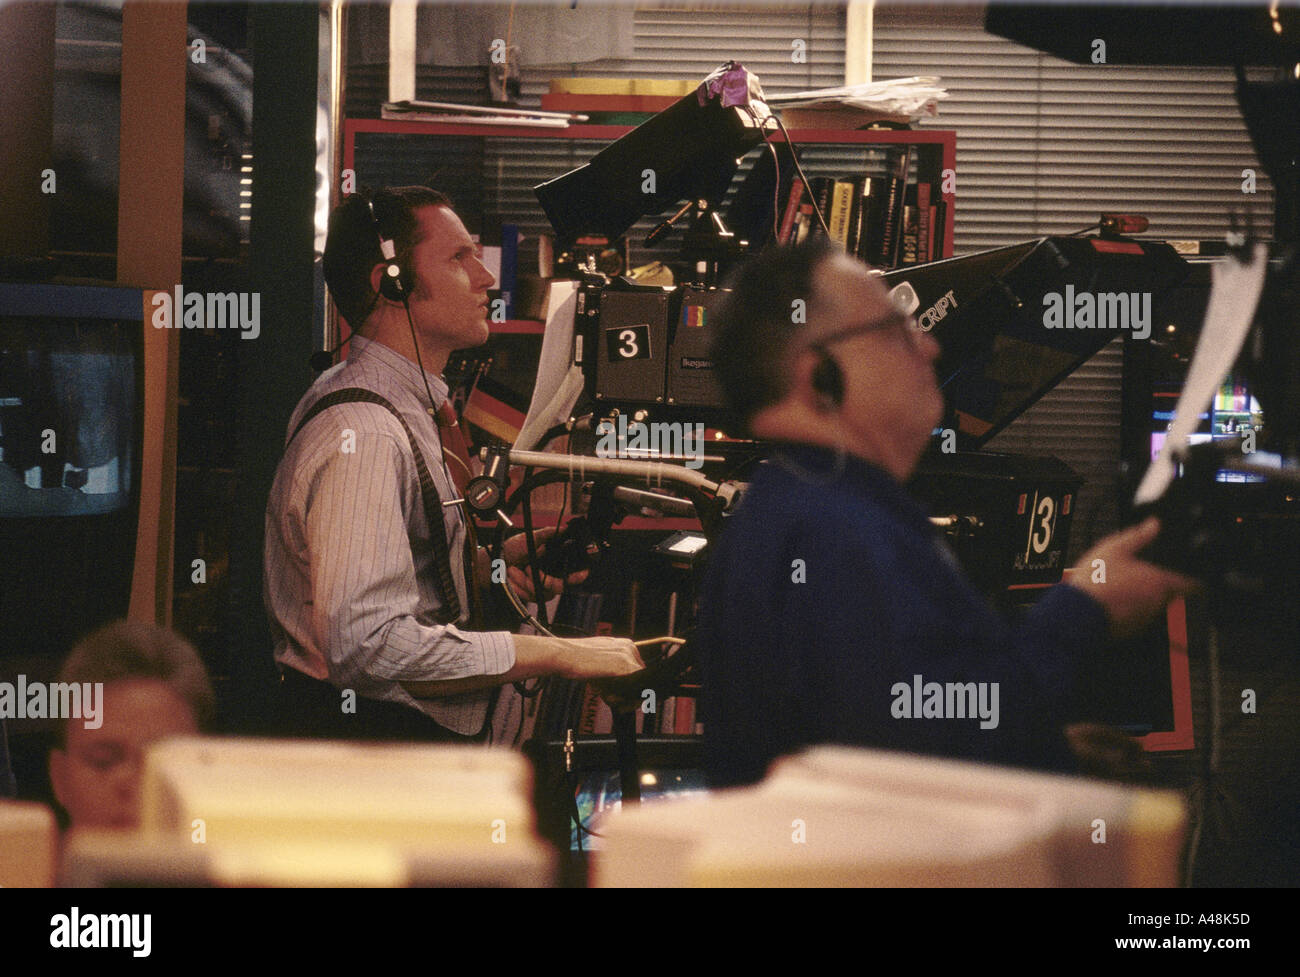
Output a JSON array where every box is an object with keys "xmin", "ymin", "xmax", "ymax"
[{"xmin": 367, "ymin": 192, "xmax": 410, "ymax": 303}]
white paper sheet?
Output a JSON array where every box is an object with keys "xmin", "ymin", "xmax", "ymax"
[{"xmin": 515, "ymin": 280, "xmax": 583, "ymax": 452}]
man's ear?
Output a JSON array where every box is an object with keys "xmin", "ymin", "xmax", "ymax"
[
  {"xmin": 750, "ymin": 348, "xmax": 836, "ymax": 440},
  {"xmin": 368, "ymin": 262, "xmax": 390, "ymax": 303},
  {"xmin": 793, "ymin": 347, "xmax": 839, "ymax": 414}
]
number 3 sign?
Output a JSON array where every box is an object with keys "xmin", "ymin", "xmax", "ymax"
[{"xmin": 605, "ymin": 323, "xmax": 651, "ymax": 362}]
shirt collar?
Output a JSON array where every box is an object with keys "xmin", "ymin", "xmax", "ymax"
[{"xmin": 348, "ymin": 334, "xmax": 450, "ymax": 408}]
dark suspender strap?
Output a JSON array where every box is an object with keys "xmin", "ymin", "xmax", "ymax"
[{"xmin": 288, "ymin": 387, "xmax": 464, "ymax": 625}]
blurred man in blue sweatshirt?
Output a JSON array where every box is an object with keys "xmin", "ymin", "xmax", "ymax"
[{"xmin": 700, "ymin": 237, "xmax": 1195, "ymax": 787}]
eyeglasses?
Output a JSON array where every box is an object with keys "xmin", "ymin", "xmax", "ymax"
[{"xmin": 808, "ymin": 309, "xmax": 928, "ymax": 350}]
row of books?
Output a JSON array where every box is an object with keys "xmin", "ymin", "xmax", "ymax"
[
  {"xmin": 777, "ymin": 145, "xmax": 948, "ymax": 269},
  {"xmin": 577, "ymin": 684, "xmax": 703, "ymax": 736}
]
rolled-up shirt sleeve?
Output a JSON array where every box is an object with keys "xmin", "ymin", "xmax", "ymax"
[{"xmin": 296, "ymin": 421, "xmax": 515, "ymax": 696}]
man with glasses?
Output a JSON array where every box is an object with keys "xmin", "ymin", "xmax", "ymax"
[{"xmin": 700, "ymin": 236, "xmax": 1195, "ymax": 787}]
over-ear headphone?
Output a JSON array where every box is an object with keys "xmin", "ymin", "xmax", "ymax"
[
  {"xmin": 368, "ymin": 193, "xmax": 412, "ymax": 304},
  {"xmin": 310, "ymin": 191, "xmax": 412, "ymax": 372},
  {"xmin": 810, "ymin": 345, "xmax": 844, "ymax": 409}
]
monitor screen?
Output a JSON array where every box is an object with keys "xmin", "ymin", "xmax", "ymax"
[
  {"xmin": 1, "ymin": 319, "xmax": 136, "ymax": 517},
  {"xmin": 0, "ymin": 283, "xmax": 143, "ymax": 659},
  {"xmin": 572, "ymin": 768, "xmax": 707, "ymax": 851},
  {"xmin": 1150, "ymin": 372, "xmax": 1267, "ymax": 484}
]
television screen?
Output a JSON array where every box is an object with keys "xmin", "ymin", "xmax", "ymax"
[
  {"xmin": 1150, "ymin": 372, "xmax": 1267, "ymax": 484},
  {"xmin": 0, "ymin": 283, "xmax": 143, "ymax": 660},
  {"xmin": 1, "ymin": 321, "xmax": 135, "ymax": 517},
  {"xmin": 571, "ymin": 768, "xmax": 707, "ymax": 851}
]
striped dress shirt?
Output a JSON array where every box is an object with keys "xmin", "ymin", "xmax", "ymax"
[{"xmin": 264, "ymin": 335, "xmax": 515, "ymax": 734}]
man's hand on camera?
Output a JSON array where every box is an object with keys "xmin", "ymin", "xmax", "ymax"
[
  {"xmin": 405, "ymin": 634, "xmax": 644, "ymax": 699},
  {"xmin": 548, "ymin": 635, "xmax": 644, "ymax": 679},
  {"xmin": 1067, "ymin": 517, "xmax": 1200, "ymax": 639}
]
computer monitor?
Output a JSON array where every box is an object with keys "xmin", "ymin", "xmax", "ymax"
[
  {"xmin": 0, "ymin": 282, "xmax": 144, "ymax": 660},
  {"xmin": 1150, "ymin": 374, "xmax": 1268, "ymax": 484}
]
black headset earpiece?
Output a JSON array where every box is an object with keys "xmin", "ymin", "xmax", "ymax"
[
  {"xmin": 810, "ymin": 345, "xmax": 845, "ymax": 408},
  {"xmin": 311, "ymin": 192, "xmax": 410, "ymax": 371},
  {"xmin": 363, "ymin": 190, "xmax": 441, "ymax": 424},
  {"xmin": 368, "ymin": 194, "xmax": 411, "ymax": 304}
]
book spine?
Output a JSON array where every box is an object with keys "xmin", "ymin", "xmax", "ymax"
[
  {"xmin": 674, "ymin": 695, "xmax": 696, "ymax": 734},
  {"xmin": 795, "ymin": 202, "xmax": 814, "ymax": 243},
  {"xmin": 593, "ymin": 694, "xmax": 613, "ymax": 735},
  {"xmin": 932, "ymin": 199, "xmax": 947, "ymax": 258},
  {"xmin": 874, "ymin": 152, "xmax": 901, "ymax": 266},
  {"xmin": 849, "ymin": 176, "xmax": 871, "ymax": 259},
  {"xmin": 902, "ymin": 207, "xmax": 917, "ymax": 265},
  {"xmin": 881, "ymin": 146, "xmax": 913, "ymax": 268},
  {"xmin": 660, "ymin": 695, "xmax": 675, "ymax": 735},
  {"xmin": 901, "ymin": 187, "xmax": 919, "ymax": 266},
  {"xmin": 862, "ymin": 180, "xmax": 885, "ymax": 265},
  {"xmin": 916, "ymin": 182, "xmax": 932, "ymax": 264},
  {"xmin": 810, "ymin": 177, "xmax": 834, "ymax": 237},
  {"xmin": 777, "ymin": 177, "xmax": 805, "ymax": 245},
  {"xmin": 829, "ymin": 180, "xmax": 855, "ymax": 248},
  {"xmin": 577, "ymin": 683, "xmax": 602, "ymax": 734}
]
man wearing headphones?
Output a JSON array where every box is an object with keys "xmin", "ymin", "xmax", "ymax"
[
  {"xmin": 699, "ymin": 235, "xmax": 1196, "ymax": 786},
  {"xmin": 264, "ymin": 186, "xmax": 642, "ymax": 742}
]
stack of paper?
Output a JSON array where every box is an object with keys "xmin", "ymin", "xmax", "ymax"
[
  {"xmin": 593, "ymin": 745, "xmax": 1185, "ymax": 887},
  {"xmin": 66, "ymin": 737, "xmax": 560, "ymax": 887},
  {"xmin": 767, "ymin": 76, "xmax": 947, "ymax": 122},
  {"xmin": 382, "ymin": 99, "xmax": 581, "ymax": 128}
]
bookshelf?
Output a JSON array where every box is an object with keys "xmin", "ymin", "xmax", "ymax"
[{"xmin": 341, "ymin": 118, "xmax": 956, "ymax": 267}]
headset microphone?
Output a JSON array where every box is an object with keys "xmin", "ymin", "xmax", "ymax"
[{"xmin": 309, "ymin": 337, "xmax": 350, "ymax": 372}]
